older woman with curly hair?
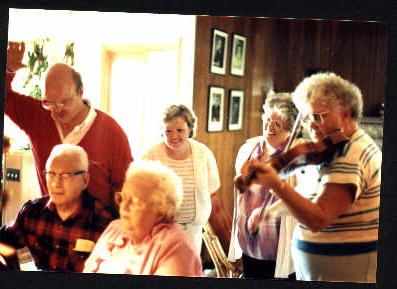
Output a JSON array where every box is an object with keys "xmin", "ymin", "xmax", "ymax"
[
  {"xmin": 230, "ymin": 91, "xmax": 300, "ymax": 279},
  {"xmin": 83, "ymin": 160, "xmax": 203, "ymax": 276},
  {"xmin": 240, "ymin": 72, "xmax": 381, "ymax": 282}
]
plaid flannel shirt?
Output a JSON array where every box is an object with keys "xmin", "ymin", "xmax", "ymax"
[{"xmin": 0, "ymin": 190, "xmax": 117, "ymax": 272}]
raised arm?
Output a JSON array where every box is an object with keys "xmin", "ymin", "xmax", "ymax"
[{"xmin": 7, "ymin": 42, "xmax": 26, "ymax": 73}]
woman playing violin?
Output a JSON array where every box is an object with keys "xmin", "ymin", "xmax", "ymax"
[
  {"xmin": 241, "ymin": 72, "xmax": 381, "ymax": 282},
  {"xmin": 231, "ymin": 92, "xmax": 300, "ymax": 279}
]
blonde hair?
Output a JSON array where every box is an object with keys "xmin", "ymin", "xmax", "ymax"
[{"xmin": 162, "ymin": 104, "xmax": 197, "ymax": 138}]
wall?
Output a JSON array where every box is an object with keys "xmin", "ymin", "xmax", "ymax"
[
  {"xmin": 5, "ymin": 10, "xmax": 197, "ymax": 155},
  {"xmin": 193, "ymin": 16, "xmax": 256, "ymax": 215},
  {"xmin": 271, "ymin": 19, "xmax": 388, "ymax": 117},
  {"xmin": 193, "ymin": 16, "xmax": 388, "ymax": 216}
]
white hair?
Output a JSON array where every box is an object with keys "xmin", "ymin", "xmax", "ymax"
[
  {"xmin": 45, "ymin": 144, "xmax": 89, "ymax": 171},
  {"xmin": 292, "ymin": 72, "xmax": 363, "ymax": 120},
  {"xmin": 263, "ymin": 90, "xmax": 298, "ymax": 130},
  {"xmin": 124, "ymin": 160, "xmax": 183, "ymax": 222}
]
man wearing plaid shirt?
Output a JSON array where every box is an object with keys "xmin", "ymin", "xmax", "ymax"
[{"xmin": 0, "ymin": 144, "xmax": 117, "ymax": 272}]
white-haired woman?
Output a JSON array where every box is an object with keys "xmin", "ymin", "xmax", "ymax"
[
  {"xmin": 83, "ymin": 161, "xmax": 203, "ymax": 276},
  {"xmin": 231, "ymin": 92, "xmax": 300, "ymax": 279},
  {"xmin": 240, "ymin": 72, "xmax": 381, "ymax": 282}
]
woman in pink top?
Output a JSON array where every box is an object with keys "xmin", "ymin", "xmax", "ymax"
[{"xmin": 83, "ymin": 161, "xmax": 203, "ymax": 277}]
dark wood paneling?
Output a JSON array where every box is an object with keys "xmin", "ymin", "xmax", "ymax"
[
  {"xmin": 193, "ymin": 16, "xmax": 388, "ymax": 214},
  {"xmin": 193, "ymin": 16, "xmax": 254, "ymax": 214},
  {"xmin": 272, "ymin": 19, "xmax": 388, "ymax": 116}
]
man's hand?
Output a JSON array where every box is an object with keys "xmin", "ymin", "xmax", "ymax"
[{"xmin": 7, "ymin": 41, "xmax": 26, "ymax": 72}]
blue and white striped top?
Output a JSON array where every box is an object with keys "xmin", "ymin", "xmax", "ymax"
[{"xmin": 294, "ymin": 129, "xmax": 381, "ymax": 255}]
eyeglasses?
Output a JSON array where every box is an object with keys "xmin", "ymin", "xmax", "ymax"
[
  {"xmin": 44, "ymin": 170, "xmax": 86, "ymax": 181},
  {"xmin": 115, "ymin": 192, "xmax": 157, "ymax": 210},
  {"xmin": 42, "ymin": 98, "xmax": 74, "ymax": 110},
  {"xmin": 262, "ymin": 115, "xmax": 287, "ymax": 130},
  {"xmin": 301, "ymin": 111, "xmax": 330, "ymax": 125},
  {"xmin": 115, "ymin": 193, "xmax": 144, "ymax": 209}
]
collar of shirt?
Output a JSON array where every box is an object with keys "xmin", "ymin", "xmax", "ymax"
[
  {"xmin": 258, "ymin": 137, "xmax": 289, "ymax": 158},
  {"xmin": 109, "ymin": 222, "xmax": 171, "ymax": 254},
  {"xmin": 44, "ymin": 190, "xmax": 94, "ymax": 222},
  {"xmin": 53, "ymin": 99, "xmax": 98, "ymax": 144}
]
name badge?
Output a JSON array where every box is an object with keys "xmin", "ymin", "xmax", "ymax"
[{"xmin": 73, "ymin": 239, "xmax": 95, "ymax": 253}]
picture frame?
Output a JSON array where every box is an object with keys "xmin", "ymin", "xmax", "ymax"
[
  {"xmin": 210, "ymin": 29, "xmax": 228, "ymax": 75},
  {"xmin": 230, "ymin": 34, "xmax": 247, "ymax": 76},
  {"xmin": 207, "ymin": 86, "xmax": 225, "ymax": 132},
  {"xmin": 228, "ymin": 89, "xmax": 244, "ymax": 131}
]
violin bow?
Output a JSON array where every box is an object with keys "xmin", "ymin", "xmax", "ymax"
[
  {"xmin": 253, "ymin": 110, "xmax": 303, "ymax": 229},
  {"xmin": 285, "ymin": 109, "xmax": 303, "ymax": 153}
]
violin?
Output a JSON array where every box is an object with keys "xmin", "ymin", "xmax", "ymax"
[{"xmin": 234, "ymin": 129, "xmax": 349, "ymax": 192}]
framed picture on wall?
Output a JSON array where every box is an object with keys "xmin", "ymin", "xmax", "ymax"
[
  {"xmin": 210, "ymin": 29, "xmax": 228, "ymax": 75},
  {"xmin": 230, "ymin": 34, "xmax": 246, "ymax": 76},
  {"xmin": 228, "ymin": 89, "xmax": 244, "ymax": 131},
  {"xmin": 207, "ymin": 86, "xmax": 225, "ymax": 132}
]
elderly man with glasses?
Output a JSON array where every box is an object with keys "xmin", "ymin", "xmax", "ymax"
[
  {"xmin": 5, "ymin": 42, "xmax": 133, "ymax": 210},
  {"xmin": 0, "ymin": 144, "xmax": 116, "ymax": 272}
]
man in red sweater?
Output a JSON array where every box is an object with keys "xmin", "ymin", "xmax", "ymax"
[{"xmin": 5, "ymin": 42, "xmax": 133, "ymax": 211}]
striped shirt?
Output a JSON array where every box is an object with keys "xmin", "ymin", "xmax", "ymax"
[
  {"xmin": 294, "ymin": 129, "xmax": 381, "ymax": 254},
  {"xmin": 162, "ymin": 155, "xmax": 196, "ymax": 224}
]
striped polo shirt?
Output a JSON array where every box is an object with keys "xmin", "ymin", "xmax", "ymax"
[{"xmin": 294, "ymin": 129, "xmax": 381, "ymax": 255}]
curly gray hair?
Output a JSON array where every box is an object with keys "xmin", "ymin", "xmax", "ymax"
[
  {"xmin": 122, "ymin": 160, "xmax": 183, "ymax": 222},
  {"xmin": 292, "ymin": 72, "xmax": 363, "ymax": 120},
  {"xmin": 262, "ymin": 91, "xmax": 299, "ymax": 130}
]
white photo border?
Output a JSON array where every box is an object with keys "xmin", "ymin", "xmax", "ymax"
[
  {"xmin": 228, "ymin": 89, "xmax": 244, "ymax": 131},
  {"xmin": 230, "ymin": 33, "xmax": 246, "ymax": 76},
  {"xmin": 210, "ymin": 28, "xmax": 228, "ymax": 75},
  {"xmin": 207, "ymin": 86, "xmax": 225, "ymax": 132}
]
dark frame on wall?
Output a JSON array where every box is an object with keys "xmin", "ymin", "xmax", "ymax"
[
  {"xmin": 210, "ymin": 28, "xmax": 228, "ymax": 75},
  {"xmin": 207, "ymin": 85, "xmax": 225, "ymax": 132},
  {"xmin": 228, "ymin": 89, "xmax": 244, "ymax": 131},
  {"xmin": 230, "ymin": 33, "xmax": 246, "ymax": 76}
]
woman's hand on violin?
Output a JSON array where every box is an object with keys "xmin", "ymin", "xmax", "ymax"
[
  {"xmin": 235, "ymin": 159, "xmax": 283, "ymax": 192},
  {"xmin": 246, "ymin": 159, "xmax": 282, "ymax": 191},
  {"xmin": 247, "ymin": 207, "xmax": 266, "ymax": 233}
]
